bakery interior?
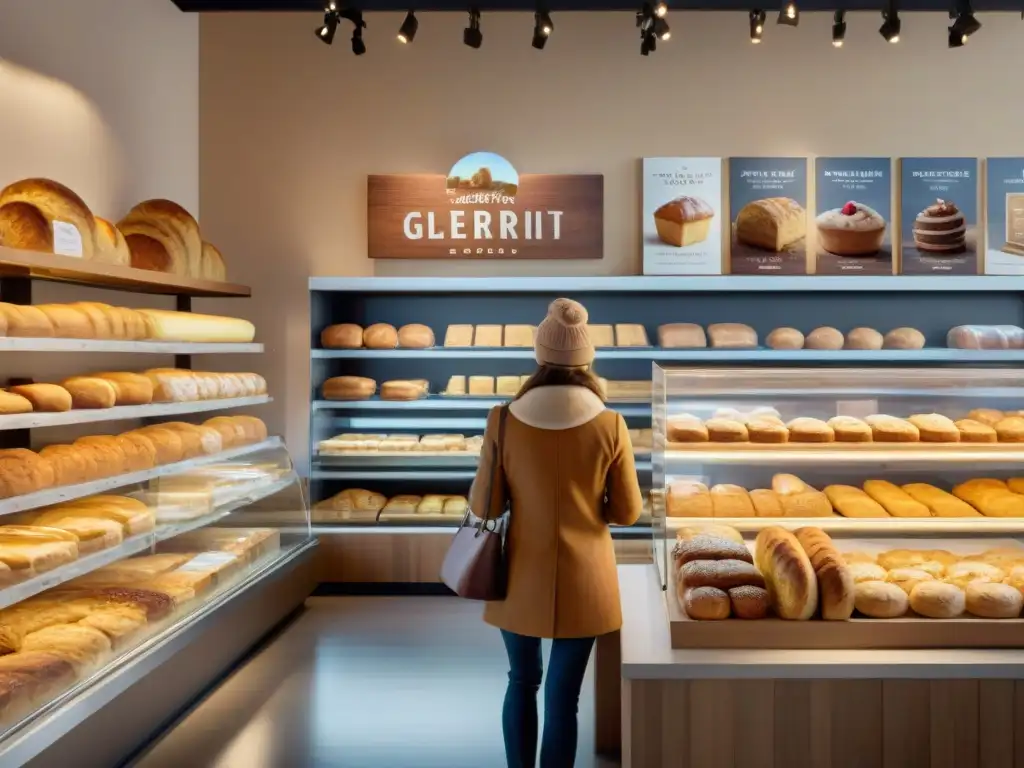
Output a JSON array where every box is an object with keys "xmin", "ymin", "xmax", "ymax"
[{"xmin": 5, "ymin": 0, "xmax": 1024, "ymax": 766}]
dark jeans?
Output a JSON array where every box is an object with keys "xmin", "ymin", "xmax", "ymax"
[{"xmin": 500, "ymin": 629, "xmax": 596, "ymax": 768}]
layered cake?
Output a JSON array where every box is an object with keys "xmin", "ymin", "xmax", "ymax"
[
  {"xmin": 913, "ymin": 199, "xmax": 966, "ymax": 254},
  {"xmin": 816, "ymin": 201, "xmax": 886, "ymax": 256},
  {"xmin": 735, "ymin": 197, "xmax": 806, "ymax": 252},
  {"xmin": 653, "ymin": 196, "xmax": 714, "ymax": 247}
]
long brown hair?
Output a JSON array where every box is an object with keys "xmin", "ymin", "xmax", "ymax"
[{"xmin": 515, "ymin": 365, "xmax": 605, "ymax": 401}]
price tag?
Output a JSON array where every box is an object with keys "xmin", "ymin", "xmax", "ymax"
[
  {"xmin": 52, "ymin": 221, "xmax": 83, "ymax": 257},
  {"xmin": 176, "ymin": 551, "xmax": 238, "ymax": 572}
]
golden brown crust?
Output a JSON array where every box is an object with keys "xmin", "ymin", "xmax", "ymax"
[
  {"xmin": 654, "ymin": 196, "xmax": 715, "ymax": 224},
  {"xmin": 955, "ymin": 418, "xmax": 997, "ymax": 443},
  {"xmin": 728, "ymin": 585, "xmax": 770, "ymax": 619},
  {"xmin": 672, "ymin": 535, "xmax": 752, "ymax": 567},
  {"xmin": 8, "ymin": 384, "xmax": 71, "ymax": 413},
  {"xmin": 397, "ymin": 324, "xmax": 435, "ymax": 349},
  {"xmin": 908, "ymin": 413, "xmax": 960, "ymax": 442},
  {"xmin": 678, "ymin": 559, "xmax": 765, "ymax": 591},
  {"xmin": 92, "ymin": 218, "xmax": 131, "ymax": 266},
  {"xmin": 0, "ymin": 391, "xmax": 33, "ymax": 415},
  {"xmin": 0, "ymin": 178, "xmax": 97, "ymax": 258},
  {"xmin": 754, "ymin": 526, "xmax": 817, "ymax": 620},
  {"xmin": 863, "ymin": 480, "xmax": 931, "ymax": 517},
  {"xmin": 201, "ymin": 241, "xmax": 227, "ymax": 281},
  {"xmin": 865, "ymin": 415, "xmax": 919, "ymax": 442},
  {"xmin": 321, "ymin": 324, "xmax": 364, "ymax": 349},
  {"xmin": 750, "ymin": 489, "xmax": 784, "ymax": 517},
  {"xmin": 119, "ymin": 199, "xmax": 201, "ymax": 277},
  {"xmin": 786, "ymin": 417, "xmax": 834, "ymax": 443},
  {"xmin": 794, "ymin": 526, "xmax": 855, "ymax": 620},
  {"xmin": 682, "ymin": 586, "xmax": 730, "ymax": 620},
  {"xmin": 824, "ymin": 485, "xmax": 889, "ymax": 518},
  {"xmin": 60, "ymin": 377, "xmax": 117, "ymax": 409},
  {"xmin": 363, "ymin": 323, "xmax": 399, "ymax": 349},
  {"xmin": 323, "ymin": 376, "xmax": 376, "ymax": 401}
]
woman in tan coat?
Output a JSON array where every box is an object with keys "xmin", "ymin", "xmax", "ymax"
[{"xmin": 469, "ymin": 298, "xmax": 644, "ymax": 768}]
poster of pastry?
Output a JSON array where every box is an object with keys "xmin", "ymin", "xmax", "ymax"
[
  {"xmin": 728, "ymin": 157, "xmax": 808, "ymax": 275},
  {"xmin": 899, "ymin": 158, "xmax": 979, "ymax": 275},
  {"xmin": 642, "ymin": 158, "xmax": 722, "ymax": 275},
  {"xmin": 984, "ymin": 158, "xmax": 1024, "ymax": 275},
  {"xmin": 814, "ymin": 158, "xmax": 893, "ymax": 275}
]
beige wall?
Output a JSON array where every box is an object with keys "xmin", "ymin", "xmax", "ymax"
[
  {"xmin": 199, "ymin": 10, "xmax": 1024, "ymax": 465},
  {"xmin": 0, "ymin": 0, "xmax": 199, "ymax": 443}
]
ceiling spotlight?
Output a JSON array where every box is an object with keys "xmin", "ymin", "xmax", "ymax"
[
  {"xmin": 637, "ymin": 3, "xmax": 661, "ymax": 53},
  {"xmin": 950, "ymin": 0, "xmax": 981, "ymax": 40},
  {"xmin": 464, "ymin": 8, "xmax": 482, "ymax": 48},
  {"xmin": 316, "ymin": 3, "xmax": 340, "ymax": 44},
  {"xmin": 653, "ymin": 16, "xmax": 671, "ymax": 39},
  {"xmin": 655, "ymin": 1, "xmax": 668, "ymax": 16},
  {"xmin": 832, "ymin": 10, "xmax": 846, "ymax": 46},
  {"xmin": 397, "ymin": 11, "xmax": 418, "ymax": 43},
  {"xmin": 778, "ymin": 0, "xmax": 798, "ymax": 26},
  {"xmin": 879, "ymin": 0, "xmax": 900, "ymax": 42},
  {"xmin": 532, "ymin": 10, "xmax": 553, "ymax": 48},
  {"xmin": 641, "ymin": 29, "xmax": 657, "ymax": 55},
  {"xmin": 352, "ymin": 25, "xmax": 367, "ymax": 54},
  {"xmin": 948, "ymin": 26, "xmax": 967, "ymax": 45},
  {"xmin": 749, "ymin": 9, "xmax": 765, "ymax": 41}
]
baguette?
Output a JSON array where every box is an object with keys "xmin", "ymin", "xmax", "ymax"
[
  {"xmin": 754, "ymin": 526, "xmax": 817, "ymax": 620},
  {"xmin": 794, "ymin": 527, "xmax": 854, "ymax": 620}
]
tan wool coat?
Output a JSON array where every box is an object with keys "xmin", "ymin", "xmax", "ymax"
[{"xmin": 469, "ymin": 385, "xmax": 644, "ymax": 639}]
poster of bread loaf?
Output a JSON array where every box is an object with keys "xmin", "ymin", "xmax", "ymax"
[
  {"xmin": 641, "ymin": 158, "xmax": 722, "ymax": 275},
  {"xmin": 984, "ymin": 158, "xmax": 1024, "ymax": 275},
  {"xmin": 727, "ymin": 158, "xmax": 809, "ymax": 275},
  {"xmin": 898, "ymin": 157, "xmax": 979, "ymax": 275},
  {"xmin": 367, "ymin": 152, "xmax": 602, "ymax": 260},
  {"xmin": 814, "ymin": 158, "xmax": 894, "ymax": 275}
]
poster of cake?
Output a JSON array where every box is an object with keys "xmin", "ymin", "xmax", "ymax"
[
  {"xmin": 984, "ymin": 158, "xmax": 1024, "ymax": 275},
  {"xmin": 728, "ymin": 157, "xmax": 808, "ymax": 275},
  {"xmin": 642, "ymin": 158, "xmax": 722, "ymax": 275},
  {"xmin": 814, "ymin": 158, "xmax": 893, "ymax": 275},
  {"xmin": 899, "ymin": 158, "xmax": 979, "ymax": 275}
]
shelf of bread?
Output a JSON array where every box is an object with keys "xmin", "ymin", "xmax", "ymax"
[
  {"xmin": 313, "ymin": 488, "xmax": 468, "ymax": 525},
  {"xmin": 313, "ymin": 397, "xmax": 651, "ymax": 412},
  {"xmin": 668, "ymin": 522, "xmax": 1024, "ymax": 649},
  {"xmin": 0, "ymin": 338, "xmax": 262, "ymax": 354},
  {"xmin": 0, "ymin": 246, "xmax": 250, "ymax": 298}
]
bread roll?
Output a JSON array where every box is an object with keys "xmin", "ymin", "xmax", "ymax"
[
  {"xmin": 849, "ymin": 562, "xmax": 888, "ymax": 583},
  {"xmin": 749, "ymin": 489, "xmax": 784, "ymax": 517},
  {"xmin": 754, "ymin": 526, "xmax": 817, "ymax": 620},
  {"xmin": 397, "ymin": 324, "xmax": 435, "ymax": 349},
  {"xmin": 672, "ymin": 535, "xmax": 753, "ymax": 567},
  {"xmin": 200, "ymin": 241, "xmax": 227, "ymax": 281},
  {"xmin": 232, "ymin": 415, "xmax": 268, "ymax": 443},
  {"xmin": 118, "ymin": 199, "xmax": 200, "ymax": 276},
  {"xmin": 968, "ymin": 408, "xmax": 1004, "ymax": 427},
  {"xmin": 728, "ymin": 585, "xmax": 770, "ymax": 619},
  {"xmin": 953, "ymin": 478, "xmax": 1024, "ymax": 517},
  {"xmin": 323, "ymin": 376, "xmax": 376, "ymax": 401},
  {"xmin": 668, "ymin": 482, "xmax": 713, "ymax": 517},
  {"xmin": 909, "ymin": 582, "xmax": 965, "ymax": 618},
  {"xmin": 844, "ymin": 327, "xmax": 883, "ymax": 350},
  {"xmin": 862, "ymin": 480, "xmax": 930, "ymax": 518},
  {"xmin": 0, "ymin": 304, "xmax": 54, "ymax": 338},
  {"xmin": 33, "ymin": 305, "xmax": 93, "ymax": 339},
  {"xmin": 381, "ymin": 380, "xmax": 426, "ymax": 401},
  {"xmin": 945, "ymin": 561, "xmax": 1005, "ymax": 589},
  {"xmin": 966, "ymin": 582, "xmax": 1023, "ymax": 618},
  {"xmin": 675, "ymin": 523, "xmax": 745, "ymax": 544},
  {"xmin": 772, "ymin": 473, "xmax": 809, "ymax": 495},
  {"xmin": 883, "ymin": 327, "xmax": 926, "ymax": 350},
  {"xmin": 996, "ymin": 416, "xmax": 1024, "ymax": 443},
  {"xmin": 677, "ymin": 559, "xmax": 765, "ymax": 591},
  {"xmin": 707, "ymin": 323, "xmax": 757, "ymax": 349},
  {"xmin": 886, "ymin": 568, "xmax": 935, "ymax": 595},
  {"xmin": 363, "ymin": 323, "xmax": 398, "ymax": 349},
  {"xmin": 153, "ymin": 422, "xmax": 205, "ymax": 459},
  {"xmin": 86, "ymin": 372, "xmax": 153, "ymax": 407},
  {"xmin": 320, "ymin": 324, "xmax": 363, "ymax": 349},
  {"xmin": 666, "ymin": 415, "xmax": 708, "ymax": 443},
  {"xmin": 805, "ymin": 327, "xmax": 844, "ymax": 351},
  {"xmin": 955, "ymin": 419, "xmax": 997, "ymax": 443},
  {"xmin": 766, "ymin": 327, "xmax": 804, "ymax": 350},
  {"xmin": 683, "ymin": 586, "xmax": 731, "ymax": 620},
  {"xmin": 710, "ymin": 484, "xmax": 755, "ymax": 517},
  {"xmin": 0, "ymin": 448, "xmax": 54, "ymax": 497},
  {"xmin": 136, "ymin": 310, "xmax": 255, "ymax": 343},
  {"xmin": 906, "ymin": 413, "xmax": 959, "ymax": 442},
  {"xmin": 865, "ymin": 415, "xmax": 919, "ymax": 442},
  {"xmin": 747, "ymin": 419, "xmax": 789, "ymax": 444},
  {"xmin": 855, "ymin": 581, "xmax": 909, "ymax": 618},
  {"xmin": 0, "ymin": 178, "xmax": 96, "ymax": 258},
  {"xmin": 824, "ymin": 485, "xmax": 889, "ymax": 518},
  {"xmin": 7, "ymin": 384, "xmax": 71, "ymax": 413},
  {"xmin": 0, "ymin": 391, "xmax": 34, "ymax": 415},
  {"xmin": 658, "ymin": 323, "xmax": 707, "ymax": 349},
  {"xmin": 901, "ymin": 483, "xmax": 980, "ymax": 517},
  {"xmin": 705, "ymin": 418, "xmax": 747, "ymax": 442},
  {"xmin": 946, "ymin": 325, "xmax": 1024, "ymax": 350},
  {"xmin": 60, "ymin": 377, "xmax": 117, "ymax": 409},
  {"xmin": 794, "ymin": 527, "xmax": 854, "ymax": 620},
  {"xmin": 786, "ymin": 417, "xmax": 834, "ymax": 443},
  {"xmin": 827, "ymin": 416, "xmax": 872, "ymax": 443}
]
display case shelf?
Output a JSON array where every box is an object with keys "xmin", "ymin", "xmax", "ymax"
[
  {"xmin": 310, "ymin": 469, "xmax": 477, "ymax": 481},
  {"xmin": 0, "ymin": 245, "xmax": 252, "ymax": 298},
  {"xmin": 0, "ymin": 338, "xmax": 263, "ymax": 354},
  {"xmin": 0, "ymin": 437, "xmax": 281, "ymax": 518},
  {"xmin": 0, "ymin": 396, "xmax": 272, "ymax": 432},
  {"xmin": 664, "ymin": 516, "xmax": 1024, "ymax": 535},
  {"xmin": 312, "ymin": 396, "xmax": 650, "ymax": 413},
  {"xmin": 314, "ymin": 452, "xmax": 653, "ymax": 472}
]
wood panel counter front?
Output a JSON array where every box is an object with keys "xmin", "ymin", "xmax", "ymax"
[{"xmin": 603, "ymin": 564, "xmax": 1024, "ymax": 768}]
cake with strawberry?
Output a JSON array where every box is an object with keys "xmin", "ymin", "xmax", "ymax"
[
  {"xmin": 816, "ymin": 201, "xmax": 887, "ymax": 256},
  {"xmin": 913, "ymin": 199, "xmax": 966, "ymax": 254}
]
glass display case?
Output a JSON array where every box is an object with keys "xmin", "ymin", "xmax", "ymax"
[{"xmin": 0, "ymin": 439, "xmax": 310, "ymax": 756}]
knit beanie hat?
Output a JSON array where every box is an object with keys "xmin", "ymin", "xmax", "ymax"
[{"xmin": 535, "ymin": 298, "xmax": 595, "ymax": 368}]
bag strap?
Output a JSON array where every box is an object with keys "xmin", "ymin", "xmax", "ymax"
[{"xmin": 479, "ymin": 405, "xmax": 509, "ymax": 523}]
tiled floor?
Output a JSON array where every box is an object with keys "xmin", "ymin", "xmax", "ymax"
[{"xmin": 133, "ymin": 596, "xmax": 618, "ymax": 768}]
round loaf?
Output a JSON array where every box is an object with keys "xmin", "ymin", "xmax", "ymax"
[
  {"xmin": 805, "ymin": 327, "xmax": 844, "ymax": 351},
  {"xmin": 728, "ymin": 585, "xmax": 770, "ymax": 619},
  {"xmin": 381, "ymin": 380, "xmax": 426, "ymax": 401},
  {"xmin": 61, "ymin": 377, "xmax": 117, "ymax": 409},
  {"xmin": 321, "ymin": 324, "xmax": 364, "ymax": 349},
  {"xmin": 827, "ymin": 416, "xmax": 872, "ymax": 443},
  {"xmin": 886, "ymin": 567, "xmax": 935, "ymax": 595},
  {"xmin": 910, "ymin": 581, "xmax": 965, "ymax": 618},
  {"xmin": 908, "ymin": 413, "xmax": 959, "ymax": 443},
  {"xmin": 323, "ymin": 376, "xmax": 376, "ymax": 401},
  {"xmin": 966, "ymin": 582, "xmax": 1023, "ymax": 619},
  {"xmin": 0, "ymin": 178, "xmax": 97, "ymax": 258},
  {"xmin": 844, "ymin": 327, "xmax": 883, "ymax": 350},
  {"xmin": 672, "ymin": 535, "xmax": 752, "ymax": 567},
  {"xmin": 8, "ymin": 384, "xmax": 72, "ymax": 413},
  {"xmin": 677, "ymin": 559, "xmax": 765, "ymax": 591},
  {"xmin": 786, "ymin": 417, "xmax": 834, "ymax": 443},
  {"xmin": 996, "ymin": 416, "xmax": 1024, "ymax": 443},
  {"xmin": 766, "ymin": 327, "xmax": 804, "ymax": 350},
  {"xmin": 945, "ymin": 561, "xmax": 1004, "ymax": 589},
  {"xmin": 0, "ymin": 391, "xmax": 33, "ymax": 415},
  {"xmin": 397, "ymin": 324, "xmax": 435, "ymax": 349},
  {"xmin": 865, "ymin": 414, "xmax": 919, "ymax": 442},
  {"xmin": 968, "ymin": 408, "xmax": 1004, "ymax": 427},
  {"xmin": 683, "ymin": 586, "xmax": 731, "ymax": 620},
  {"xmin": 119, "ymin": 199, "xmax": 200, "ymax": 277},
  {"xmin": 754, "ymin": 526, "xmax": 818, "ymax": 620},
  {"xmin": 884, "ymin": 327, "xmax": 926, "ymax": 350},
  {"xmin": 849, "ymin": 562, "xmax": 888, "ymax": 583},
  {"xmin": 855, "ymin": 581, "xmax": 909, "ymax": 618},
  {"xmin": 955, "ymin": 419, "xmax": 997, "ymax": 443},
  {"xmin": 363, "ymin": 323, "xmax": 399, "ymax": 349},
  {"xmin": 34, "ymin": 305, "xmax": 94, "ymax": 339},
  {"xmin": 747, "ymin": 419, "xmax": 789, "ymax": 444},
  {"xmin": 705, "ymin": 418, "xmax": 747, "ymax": 442},
  {"xmin": 91, "ymin": 372, "xmax": 154, "ymax": 406}
]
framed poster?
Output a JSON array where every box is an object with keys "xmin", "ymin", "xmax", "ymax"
[
  {"xmin": 368, "ymin": 152, "xmax": 603, "ymax": 260},
  {"xmin": 814, "ymin": 158, "xmax": 893, "ymax": 275},
  {"xmin": 899, "ymin": 158, "xmax": 979, "ymax": 275},
  {"xmin": 642, "ymin": 158, "xmax": 722, "ymax": 275},
  {"xmin": 728, "ymin": 157, "xmax": 808, "ymax": 275},
  {"xmin": 985, "ymin": 158, "xmax": 1024, "ymax": 275}
]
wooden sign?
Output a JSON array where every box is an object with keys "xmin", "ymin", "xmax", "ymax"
[{"xmin": 368, "ymin": 152, "xmax": 603, "ymax": 260}]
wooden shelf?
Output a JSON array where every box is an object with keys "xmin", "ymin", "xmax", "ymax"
[
  {"xmin": 0, "ymin": 338, "xmax": 262, "ymax": 354},
  {"xmin": 0, "ymin": 245, "xmax": 251, "ymax": 298},
  {"xmin": 0, "ymin": 395, "xmax": 271, "ymax": 432}
]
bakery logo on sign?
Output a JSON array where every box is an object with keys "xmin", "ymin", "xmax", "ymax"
[{"xmin": 368, "ymin": 152, "xmax": 603, "ymax": 260}]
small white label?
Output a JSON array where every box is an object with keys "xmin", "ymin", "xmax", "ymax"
[
  {"xmin": 176, "ymin": 551, "xmax": 239, "ymax": 572},
  {"xmin": 51, "ymin": 220, "xmax": 83, "ymax": 257}
]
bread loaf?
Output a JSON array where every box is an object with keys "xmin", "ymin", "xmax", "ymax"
[
  {"xmin": 672, "ymin": 535, "xmax": 752, "ymax": 567},
  {"xmin": 666, "ymin": 415, "xmax": 708, "ymax": 443},
  {"xmin": 786, "ymin": 417, "xmax": 834, "ymax": 443},
  {"xmin": 323, "ymin": 376, "xmax": 376, "ymax": 401},
  {"xmin": 34, "ymin": 305, "xmax": 93, "ymax": 339},
  {"xmin": 766, "ymin": 327, "xmax": 804, "ymax": 350},
  {"xmin": 709, "ymin": 485, "xmax": 755, "ymax": 517},
  {"xmin": 0, "ymin": 179, "xmax": 96, "ymax": 258},
  {"xmin": 844, "ymin": 327, "xmax": 883, "ymax": 350},
  {"xmin": 805, "ymin": 327, "xmax": 844, "ymax": 351},
  {"xmin": 0, "ymin": 304, "xmax": 54, "ymax": 338},
  {"xmin": 60, "ymin": 377, "xmax": 117, "ymax": 409},
  {"xmin": 954, "ymin": 478, "xmax": 1024, "ymax": 517},
  {"xmin": 682, "ymin": 586, "xmax": 731, "ymax": 620},
  {"xmin": 8, "ymin": 384, "xmax": 71, "ymax": 413},
  {"xmin": 901, "ymin": 483, "xmax": 980, "ymax": 517},
  {"xmin": 707, "ymin": 323, "xmax": 757, "ymax": 349},
  {"xmin": 728, "ymin": 586, "xmax": 770, "ymax": 619},
  {"xmin": 754, "ymin": 526, "xmax": 818, "ymax": 620},
  {"xmin": 705, "ymin": 418, "xmax": 747, "ymax": 442},
  {"xmin": 586, "ymin": 325, "xmax": 615, "ymax": 348},
  {"xmin": 855, "ymin": 581, "xmax": 909, "ymax": 618},
  {"xmin": 954, "ymin": 419, "xmax": 997, "ymax": 443},
  {"xmin": 381, "ymin": 380, "xmax": 427, "ymax": 401},
  {"xmin": 0, "ymin": 391, "xmax": 33, "ymax": 415},
  {"xmin": 320, "ymin": 324, "xmax": 363, "ymax": 349},
  {"xmin": 678, "ymin": 559, "xmax": 765, "ymax": 591},
  {"xmin": 966, "ymin": 582, "xmax": 1023, "ymax": 618},
  {"xmin": 909, "ymin": 582, "xmax": 965, "ymax": 618},
  {"xmin": 503, "ymin": 325, "xmax": 536, "ymax": 347},
  {"xmin": 444, "ymin": 325, "xmax": 474, "ymax": 347},
  {"xmin": 90, "ymin": 372, "xmax": 154, "ymax": 406},
  {"xmin": 747, "ymin": 418, "xmax": 788, "ymax": 443},
  {"xmin": 883, "ymin": 327, "xmax": 926, "ymax": 350},
  {"xmin": 93, "ymin": 218, "xmax": 131, "ymax": 266},
  {"xmin": 863, "ymin": 480, "xmax": 930, "ymax": 518},
  {"xmin": 363, "ymin": 323, "xmax": 398, "ymax": 349},
  {"xmin": 749, "ymin": 489, "xmax": 784, "ymax": 517},
  {"xmin": 865, "ymin": 415, "xmax": 919, "ymax": 442},
  {"xmin": 64, "ymin": 302, "xmax": 111, "ymax": 339},
  {"xmin": 200, "ymin": 242, "xmax": 227, "ymax": 281},
  {"xmin": 824, "ymin": 485, "xmax": 889, "ymax": 518},
  {"xmin": 996, "ymin": 416, "xmax": 1024, "ymax": 442},
  {"xmin": 946, "ymin": 325, "xmax": 1024, "ymax": 350},
  {"xmin": 667, "ymin": 481, "xmax": 713, "ymax": 517},
  {"xmin": 614, "ymin": 324, "xmax": 649, "ymax": 347},
  {"xmin": 794, "ymin": 527, "xmax": 854, "ymax": 620},
  {"xmin": 908, "ymin": 413, "xmax": 959, "ymax": 442},
  {"xmin": 136, "ymin": 310, "xmax": 255, "ymax": 343},
  {"xmin": 736, "ymin": 197, "xmax": 806, "ymax": 251},
  {"xmin": 118, "ymin": 199, "xmax": 200, "ymax": 276},
  {"xmin": 397, "ymin": 324, "xmax": 435, "ymax": 349},
  {"xmin": 675, "ymin": 523, "xmax": 745, "ymax": 544},
  {"xmin": 968, "ymin": 408, "xmax": 1004, "ymax": 427},
  {"xmin": 658, "ymin": 323, "xmax": 707, "ymax": 349}
]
